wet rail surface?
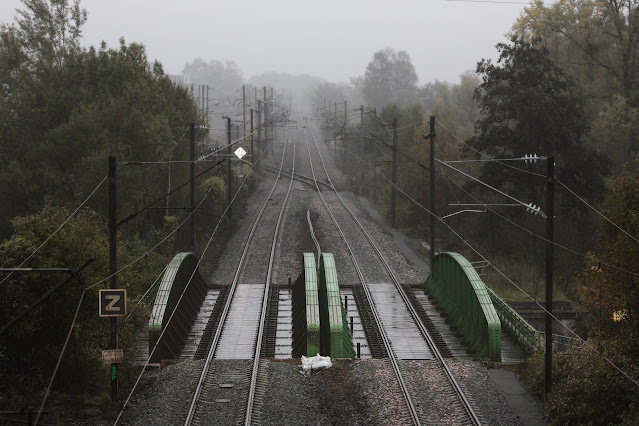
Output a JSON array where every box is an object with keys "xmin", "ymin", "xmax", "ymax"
[
  {"xmin": 303, "ymin": 117, "xmax": 481, "ymax": 426},
  {"xmin": 185, "ymin": 132, "xmax": 296, "ymax": 426}
]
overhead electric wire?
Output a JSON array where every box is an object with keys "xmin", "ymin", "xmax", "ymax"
[
  {"xmin": 319, "ymin": 109, "xmax": 431, "ymax": 171},
  {"xmin": 0, "ymin": 175, "xmax": 108, "ymax": 287},
  {"xmin": 435, "ymin": 118, "xmax": 546, "ymax": 178},
  {"xmin": 436, "ymin": 118, "xmax": 639, "ymax": 245},
  {"xmin": 556, "ymin": 178, "xmax": 639, "ymax": 245},
  {"xmin": 83, "ymin": 112, "xmax": 296, "ymax": 292},
  {"xmin": 118, "ymin": 159, "xmax": 225, "ymax": 165},
  {"xmin": 35, "ymin": 163, "xmax": 228, "ymax": 423},
  {"xmin": 443, "ymin": 173, "xmax": 639, "ymax": 277},
  {"xmin": 36, "ymin": 97, "xmax": 285, "ymax": 421},
  {"xmin": 116, "ymin": 159, "xmax": 225, "ymax": 227},
  {"xmin": 115, "ymin": 122, "xmax": 278, "ymax": 425},
  {"xmin": 436, "ymin": 159, "xmax": 546, "ymax": 216},
  {"xmin": 199, "ymin": 107, "xmax": 289, "ymax": 161},
  {"xmin": 343, "ymin": 147, "xmax": 639, "ymax": 389}
]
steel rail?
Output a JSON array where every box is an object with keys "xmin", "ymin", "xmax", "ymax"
[
  {"xmin": 244, "ymin": 132, "xmax": 296, "ymax": 425},
  {"xmin": 307, "ymin": 210, "xmax": 322, "ymax": 270},
  {"xmin": 302, "ymin": 126, "xmax": 421, "ymax": 426},
  {"xmin": 308, "ymin": 116, "xmax": 481, "ymax": 425},
  {"xmin": 184, "ymin": 133, "xmax": 292, "ymax": 426},
  {"xmin": 262, "ymin": 164, "xmax": 333, "ymax": 189}
]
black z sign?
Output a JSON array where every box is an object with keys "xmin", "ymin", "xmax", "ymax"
[{"xmin": 99, "ymin": 289, "xmax": 127, "ymax": 317}]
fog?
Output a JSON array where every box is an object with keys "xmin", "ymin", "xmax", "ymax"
[{"xmin": 0, "ymin": 0, "xmax": 532, "ymax": 85}]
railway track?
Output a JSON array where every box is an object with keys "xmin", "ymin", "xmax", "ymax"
[
  {"xmin": 303, "ymin": 118, "xmax": 482, "ymax": 426},
  {"xmin": 184, "ymin": 131, "xmax": 296, "ymax": 426}
]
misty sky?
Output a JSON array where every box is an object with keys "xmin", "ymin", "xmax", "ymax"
[{"xmin": 0, "ymin": 0, "xmax": 535, "ymax": 85}]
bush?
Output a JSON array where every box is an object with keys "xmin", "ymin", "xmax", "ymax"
[{"xmin": 519, "ymin": 344, "xmax": 639, "ymax": 425}]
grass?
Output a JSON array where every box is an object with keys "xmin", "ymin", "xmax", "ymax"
[{"xmin": 482, "ymin": 261, "xmax": 574, "ymax": 304}]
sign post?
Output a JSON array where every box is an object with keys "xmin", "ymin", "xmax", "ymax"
[
  {"xmin": 235, "ymin": 147, "xmax": 246, "ymax": 178},
  {"xmin": 99, "ymin": 289, "xmax": 127, "ymax": 317}
]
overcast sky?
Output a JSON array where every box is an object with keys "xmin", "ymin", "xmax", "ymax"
[{"xmin": 0, "ymin": 0, "xmax": 534, "ymax": 85}]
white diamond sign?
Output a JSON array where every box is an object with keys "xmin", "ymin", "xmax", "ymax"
[{"xmin": 234, "ymin": 147, "xmax": 246, "ymax": 159}]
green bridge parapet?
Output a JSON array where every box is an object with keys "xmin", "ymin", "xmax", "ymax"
[
  {"xmin": 292, "ymin": 253, "xmax": 321, "ymax": 357},
  {"xmin": 424, "ymin": 252, "xmax": 501, "ymax": 361},
  {"xmin": 486, "ymin": 286, "xmax": 582, "ymax": 353},
  {"xmin": 318, "ymin": 253, "xmax": 355, "ymax": 358},
  {"xmin": 148, "ymin": 252, "xmax": 207, "ymax": 362}
]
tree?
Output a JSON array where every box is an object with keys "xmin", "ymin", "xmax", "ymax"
[
  {"xmin": 521, "ymin": 166, "xmax": 639, "ymax": 425},
  {"xmin": 361, "ymin": 47, "xmax": 418, "ymax": 108},
  {"xmin": 0, "ymin": 0, "xmax": 198, "ymax": 239},
  {"xmin": 513, "ymin": 0, "xmax": 639, "ymax": 159},
  {"xmin": 10, "ymin": 0, "xmax": 87, "ymax": 69},
  {"xmin": 0, "ymin": 205, "xmax": 160, "ymax": 403},
  {"xmin": 469, "ymin": 36, "xmax": 610, "ymax": 209},
  {"xmin": 182, "ymin": 58, "xmax": 244, "ymax": 104},
  {"xmin": 579, "ymin": 167, "xmax": 639, "ymax": 344}
]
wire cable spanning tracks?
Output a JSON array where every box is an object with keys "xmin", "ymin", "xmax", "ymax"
[
  {"xmin": 304, "ymin": 121, "xmax": 481, "ymax": 426},
  {"xmin": 185, "ymin": 132, "xmax": 296, "ymax": 426}
]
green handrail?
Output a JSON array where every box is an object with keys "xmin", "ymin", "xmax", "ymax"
[
  {"xmin": 292, "ymin": 253, "xmax": 321, "ymax": 357},
  {"xmin": 486, "ymin": 286, "xmax": 582, "ymax": 353},
  {"xmin": 319, "ymin": 253, "xmax": 355, "ymax": 358},
  {"xmin": 148, "ymin": 252, "xmax": 207, "ymax": 362},
  {"xmin": 125, "ymin": 264, "xmax": 168, "ymax": 321},
  {"xmin": 303, "ymin": 253, "xmax": 321, "ymax": 356},
  {"xmin": 424, "ymin": 252, "xmax": 501, "ymax": 361}
]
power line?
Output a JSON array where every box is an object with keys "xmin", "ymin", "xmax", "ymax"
[
  {"xmin": 0, "ymin": 175, "xmax": 107, "ymax": 286},
  {"xmin": 443, "ymin": 173, "xmax": 639, "ymax": 277},
  {"xmin": 318, "ymin": 109, "xmax": 431, "ymax": 171},
  {"xmin": 437, "ymin": 159, "xmax": 546, "ymax": 217},
  {"xmin": 557, "ymin": 178, "xmax": 639, "ymax": 245},
  {"xmin": 435, "ymin": 118, "xmax": 546, "ymax": 178},
  {"xmin": 345, "ymin": 146, "xmax": 639, "ymax": 389},
  {"xmin": 436, "ymin": 118, "xmax": 639, "ymax": 246},
  {"xmin": 116, "ymin": 159, "xmax": 225, "ymax": 227},
  {"xmin": 114, "ymin": 125, "xmax": 282, "ymax": 423}
]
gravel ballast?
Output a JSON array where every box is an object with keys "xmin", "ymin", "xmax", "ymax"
[{"xmin": 66, "ymin": 123, "xmax": 544, "ymax": 425}]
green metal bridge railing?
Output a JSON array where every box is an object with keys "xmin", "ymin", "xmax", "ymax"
[
  {"xmin": 292, "ymin": 253, "xmax": 321, "ymax": 357},
  {"xmin": 486, "ymin": 286, "xmax": 582, "ymax": 353},
  {"xmin": 319, "ymin": 253, "xmax": 355, "ymax": 358},
  {"xmin": 424, "ymin": 252, "xmax": 502, "ymax": 361},
  {"xmin": 148, "ymin": 252, "xmax": 207, "ymax": 362}
]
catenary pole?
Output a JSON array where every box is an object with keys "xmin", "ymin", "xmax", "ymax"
[
  {"xmin": 391, "ymin": 117, "xmax": 398, "ymax": 226},
  {"xmin": 257, "ymin": 100, "xmax": 263, "ymax": 153},
  {"xmin": 545, "ymin": 156, "xmax": 554, "ymax": 394},
  {"xmin": 250, "ymin": 108, "xmax": 254, "ymax": 166},
  {"xmin": 360, "ymin": 105, "xmax": 364, "ymax": 192},
  {"xmin": 430, "ymin": 117, "xmax": 436, "ymax": 270},
  {"xmin": 108, "ymin": 156, "xmax": 118, "ymax": 401},
  {"xmin": 226, "ymin": 117, "xmax": 232, "ymax": 220},
  {"xmin": 373, "ymin": 108, "xmax": 378, "ymax": 202},
  {"xmin": 270, "ymin": 88, "xmax": 274, "ymax": 154},
  {"xmin": 344, "ymin": 101, "xmax": 347, "ymax": 166},
  {"xmin": 190, "ymin": 123, "xmax": 195, "ymax": 251}
]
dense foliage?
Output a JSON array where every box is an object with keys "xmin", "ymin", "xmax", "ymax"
[
  {"xmin": 514, "ymin": 0, "xmax": 639, "ymax": 166},
  {"xmin": 0, "ymin": 0, "xmax": 201, "ymax": 406},
  {"xmin": 0, "ymin": 0, "xmax": 199, "ymax": 239},
  {"xmin": 0, "ymin": 205, "xmax": 158, "ymax": 406},
  {"xmin": 471, "ymin": 36, "xmax": 610, "ymax": 209}
]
